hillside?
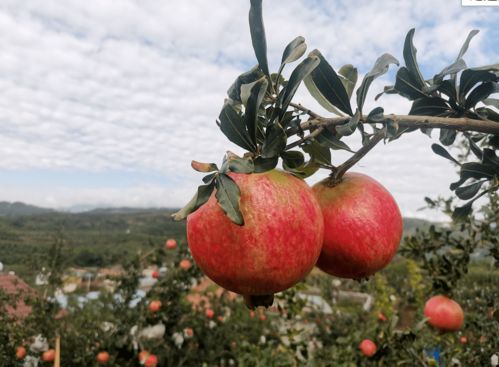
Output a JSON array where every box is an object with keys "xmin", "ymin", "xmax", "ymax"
[{"xmin": 0, "ymin": 201, "xmax": 54, "ymax": 216}]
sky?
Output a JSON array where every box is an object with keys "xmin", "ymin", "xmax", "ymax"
[{"xmin": 0, "ymin": 0, "xmax": 498, "ymax": 220}]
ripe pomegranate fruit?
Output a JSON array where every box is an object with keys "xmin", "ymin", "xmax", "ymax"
[
  {"xmin": 96, "ymin": 351, "xmax": 110, "ymax": 364},
  {"xmin": 187, "ymin": 170, "xmax": 324, "ymax": 298},
  {"xmin": 148, "ymin": 300, "xmax": 162, "ymax": 313},
  {"xmin": 205, "ymin": 309, "xmax": 215, "ymax": 319},
  {"xmin": 460, "ymin": 336, "xmax": 468, "ymax": 344},
  {"xmin": 359, "ymin": 339, "xmax": 377, "ymax": 357},
  {"xmin": 151, "ymin": 270, "xmax": 160, "ymax": 279},
  {"xmin": 424, "ymin": 295, "xmax": 464, "ymax": 331},
  {"xmin": 42, "ymin": 349, "xmax": 55, "ymax": 362},
  {"xmin": 179, "ymin": 259, "xmax": 192, "ymax": 270},
  {"xmin": 312, "ymin": 172, "xmax": 403, "ymax": 279},
  {"xmin": 138, "ymin": 351, "xmax": 149, "ymax": 363},
  {"xmin": 144, "ymin": 354, "xmax": 158, "ymax": 367},
  {"xmin": 16, "ymin": 346, "xmax": 26, "ymax": 360},
  {"xmin": 165, "ymin": 239, "xmax": 177, "ymax": 250}
]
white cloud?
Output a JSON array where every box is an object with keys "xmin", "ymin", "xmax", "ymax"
[{"xmin": 0, "ymin": 0, "xmax": 497, "ymax": 219}]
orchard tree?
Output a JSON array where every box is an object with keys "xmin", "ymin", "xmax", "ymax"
[{"xmin": 173, "ymin": 0, "xmax": 498, "ymax": 305}]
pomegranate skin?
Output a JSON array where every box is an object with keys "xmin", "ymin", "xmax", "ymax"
[
  {"xmin": 424, "ymin": 295, "xmax": 464, "ymax": 331},
  {"xmin": 187, "ymin": 170, "xmax": 324, "ymax": 295},
  {"xmin": 312, "ymin": 172, "xmax": 403, "ymax": 279},
  {"xmin": 359, "ymin": 339, "xmax": 377, "ymax": 357}
]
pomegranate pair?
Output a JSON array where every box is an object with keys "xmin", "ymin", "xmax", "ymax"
[{"xmin": 186, "ymin": 169, "xmax": 403, "ymax": 304}]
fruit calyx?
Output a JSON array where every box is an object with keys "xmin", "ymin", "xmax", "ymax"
[{"xmin": 244, "ymin": 294, "xmax": 274, "ymax": 310}]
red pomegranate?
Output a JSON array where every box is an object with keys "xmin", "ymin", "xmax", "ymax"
[
  {"xmin": 96, "ymin": 351, "xmax": 110, "ymax": 364},
  {"xmin": 165, "ymin": 239, "xmax": 177, "ymax": 250},
  {"xmin": 424, "ymin": 295, "xmax": 464, "ymax": 331},
  {"xmin": 42, "ymin": 349, "xmax": 55, "ymax": 362},
  {"xmin": 359, "ymin": 339, "xmax": 377, "ymax": 357},
  {"xmin": 144, "ymin": 354, "xmax": 158, "ymax": 367},
  {"xmin": 312, "ymin": 172, "xmax": 403, "ymax": 279},
  {"xmin": 187, "ymin": 170, "xmax": 324, "ymax": 297},
  {"xmin": 15, "ymin": 346, "xmax": 26, "ymax": 360},
  {"xmin": 205, "ymin": 309, "xmax": 215, "ymax": 319}
]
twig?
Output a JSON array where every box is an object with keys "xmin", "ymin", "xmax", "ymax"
[
  {"xmin": 285, "ymin": 126, "xmax": 324, "ymax": 150},
  {"xmin": 329, "ymin": 129, "xmax": 385, "ymax": 184}
]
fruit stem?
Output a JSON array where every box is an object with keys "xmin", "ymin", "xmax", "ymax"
[{"xmin": 329, "ymin": 129, "xmax": 385, "ymax": 184}]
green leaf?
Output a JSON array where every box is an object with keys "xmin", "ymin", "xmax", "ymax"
[
  {"xmin": 254, "ymin": 156, "xmax": 278, "ymax": 173},
  {"xmin": 216, "ymin": 173, "xmax": 244, "ymax": 225},
  {"xmin": 452, "ymin": 202, "xmax": 473, "ymax": 221},
  {"xmin": 456, "ymin": 29, "xmax": 479, "ymax": 61},
  {"xmin": 436, "ymin": 80, "xmax": 458, "ymax": 106},
  {"xmin": 249, "ymin": 0, "xmax": 269, "ymax": 76},
  {"xmin": 304, "ymin": 50, "xmax": 353, "ymax": 116},
  {"xmin": 433, "ymin": 59, "xmax": 467, "ymax": 85},
  {"xmin": 281, "ymin": 151, "xmax": 305, "ymax": 169},
  {"xmin": 338, "ymin": 64, "xmax": 358, "ymax": 99},
  {"xmin": 245, "ymin": 77, "xmax": 268, "ymax": 145},
  {"xmin": 403, "ymin": 29, "xmax": 426, "ymax": 90},
  {"xmin": 356, "ymin": 53, "xmax": 399, "ymax": 114},
  {"xmin": 284, "ymin": 160, "xmax": 319, "ymax": 179},
  {"xmin": 227, "ymin": 157, "xmax": 255, "ymax": 174},
  {"xmin": 191, "ymin": 161, "xmax": 218, "ymax": 173},
  {"xmin": 475, "ymin": 107, "xmax": 499, "ymax": 122},
  {"xmin": 202, "ymin": 172, "xmax": 217, "ymax": 184},
  {"xmin": 468, "ymin": 136, "xmax": 483, "ymax": 160},
  {"xmin": 261, "ymin": 123, "xmax": 287, "ymax": 158},
  {"xmin": 277, "ymin": 54, "xmax": 320, "ymax": 121},
  {"xmin": 394, "ymin": 67, "xmax": 428, "ymax": 100},
  {"xmin": 316, "ymin": 129, "xmax": 354, "ymax": 152},
  {"xmin": 172, "ymin": 182, "xmax": 215, "ymax": 221},
  {"xmin": 431, "ymin": 143, "xmax": 460, "ymax": 165},
  {"xmin": 218, "ymin": 101, "xmax": 256, "ymax": 152},
  {"xmin": 227, "ymin": 66, "xmax": 264, "ymax": 102},
  {"xmin": 439, "ymin": 129, "xmax": 457, "ymax": 146},
  {"xmin": 409, "ymin": 97, "xmax": 451, "ymax": 116},
  {"xmin": 455, "ymin": 180, "xmax": 485, "ymax": 200},
  {"xmin": 482, "ymin": 98, "xmax": 499, "ymax": 109},
  {"xmin": 460, "ymin": 162, "xmax": 496, "ymax": 180},
  {"xmin": 336, "ymin": 110, "xmax": 360, "ymax": 137},
  {"xmin": 367, "ymin": 107, "xmax": 384, "ymax": 122},
  {"xmin": 278, "ymin": 36, "xmax": 307, "ymax": 75},
  {"xmin": 459, "ymin": 69, "xmax": 498, "ymax": 101},
  {"xmin": 465, "ymin": 82, "xmax": 497, "ymax": 110},
  {"xmin": 302, "ymin": 140, "xmax": 331, "ymax": 166}
]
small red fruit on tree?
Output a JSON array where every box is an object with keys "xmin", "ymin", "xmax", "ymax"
[
  {"xmin": 16, "ymin": 346, "xmax": 26, "ymax": 360},
  {"xmin": 205, "ymin": 309, "xmax": 215, "ymax": 319},
  {"xmin": 165, "ymin": 238, "xmax": 177, "ymax": 250},
  {"xmin": 151, "ymin": 270, "xmax": 160, "ymax": 279},
  {"xmin": 424, "ymin": 295, "xmax": 464, "ymax": 331},
  {"xmin": 144, "ymin": 354, "xmax": 158, "ymax": 367},
  {"xmin": 378, "ymin": 312, "xmax": 387, "ymax": 322},
  {"xmin": 179, "ymin": 259, "xmax": 192, "ymax": 270},
  {"xmin": 184, "ymin": 327, "xmax": 194, "ymax": 338},
  {"xmin": 460, "ymin": 336, "xmax": 468, "ymax": 344},
  {"xmin": 359, "ymin": 339, "xmax": 377, "ymax": 357},
  {"xmin": 312, "ymin": 172, "xmax": 403, "ymax": 279},
  {"xmin": 42, "ymin": 349, "xmax": 55, "ymax": 362},
  {"xmin": 148, "ymin": 300, "xmax": 162, "ymax": 313},
  {"xmin": 96, "ymin": 351, "xmax": 110, "ymax": 364},
  {"xmin": 187, "ymin": 170, "xmax": 324, "ymax": 299},
  {"xmin": 138, "ymin": 351, "xmax": 149, "ymax": 363}
]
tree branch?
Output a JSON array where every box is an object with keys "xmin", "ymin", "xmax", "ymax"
[
  {"xmin": 329, "ymin": 129, "xmax": 385, "ymax": 183},
  {"xmin": 297, "ymin": 114, "xmax": 499, "ymax": 135}
]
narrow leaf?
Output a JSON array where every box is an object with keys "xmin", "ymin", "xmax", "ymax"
[
  {"xmin": 452, "ymin": 202, "xmax": 473, "ymax": 221},
  {"xmin": 191, "ymin": 161, "xmax": 218, "ymax": 173},
  {"xmin": 338, "ymin": 64, "xmax": 358, "ymax": 99},
  {"xmin": 281, "ymin": 151, "xmax": 305, "ymax": 169},
  {"xmin": 356, "ymin": 53, "xmax": 399, "ymax": 114},
  {"xmin": 245, "ymin": 77, "xmax": 268, "ymax": 145},
  {"xmin": 277, "ymin": 54, "xmax": 320, "ymax": 121},
  {"xmin": 431, "ymin": 143, "xmax": 460, "ymax": 165},
  {"xmin": 403, "ymin": 29, "xmax": 426, "ymax": 89},
  {"xmin": 304, "ymin": 49, "xmax": 353, "ymax": 116},
  {"xmin": 460, "ymin": 162, "xmax": 495, "ymax": 180},
  {"xmin": 262, "ymin": 123, "xmax": 287, "ymax": 158},
  {"xmin": 218, "ymin": 102, "xmax": 256, "ymax": 152},
  {"xmin": 394, "ymin": 67, "xmax": 428, "ymax": 100},
  {"xmin": 302, "ymin": 140, "xmax": 331, "ymax": 166},
  {"xmin": 367, "ymin": 107, "xmax": 385, "ymax": 122},
  {"xmin": 455, "ymin": 180, "xmax": 485, "ymax": 200},
  {"xmin": 465, "ymin": 82, "xmax": 497, "ymax": 110},
  {"xmin": 316, "ymin": 129, "xmax": 354, "ymax": 152},
  {"xmin": 409, "ymin": 97, "xmax": 450, "ymax": 116},
  {"xmin": 254, "ymin": 156, "xmax": 278, "ymax": 173},
  {"xmin": 439, "ymin": 128, "xmax": 457, "ymax": 146},
  {"xmin": 456, "ymin": 30, "xmax": 479, "ymax": 61},
  {"xmin": 227, "ymin": 157, "xmax": 255, "ymax": 174},
  {"xmin": 278, "ymin": 36, "xmax": 307, "ymax": 75},
  {"xmin": 249, "ymin": 0, "xmax": 269, "ymax": 76},
  {"xmin": 433, "ymin": 59, "xmax": 467, "ymax": 85},
  {"xmin": 336, "ymin": 110, "xmax": 360, "ymax": 137},
  {"xmin": 459, "ymin": 69, "xmax": 498, "ymax": 101},
  {"xmin": 227, "ymin": 66, "xmax": 264, "ymax": 102},
  {"xmin": 482, "ymin": 98, "xmax": 499, "ymax": 109},
  {"xmin": 172, "ymin": 183, "xmax": 215, "ymax": 221},
  {"xmin": 216, "ymin": 174, "xmax": 244, "ymax": 225}
]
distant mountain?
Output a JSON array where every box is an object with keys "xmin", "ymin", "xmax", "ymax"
[
  {"xmin": 0, "ymin": 202, "xmax": 54, "ymax": 216},
  {"xmin": 82, "ymin": 207, "xmax": 174, "ymax": 215}
]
